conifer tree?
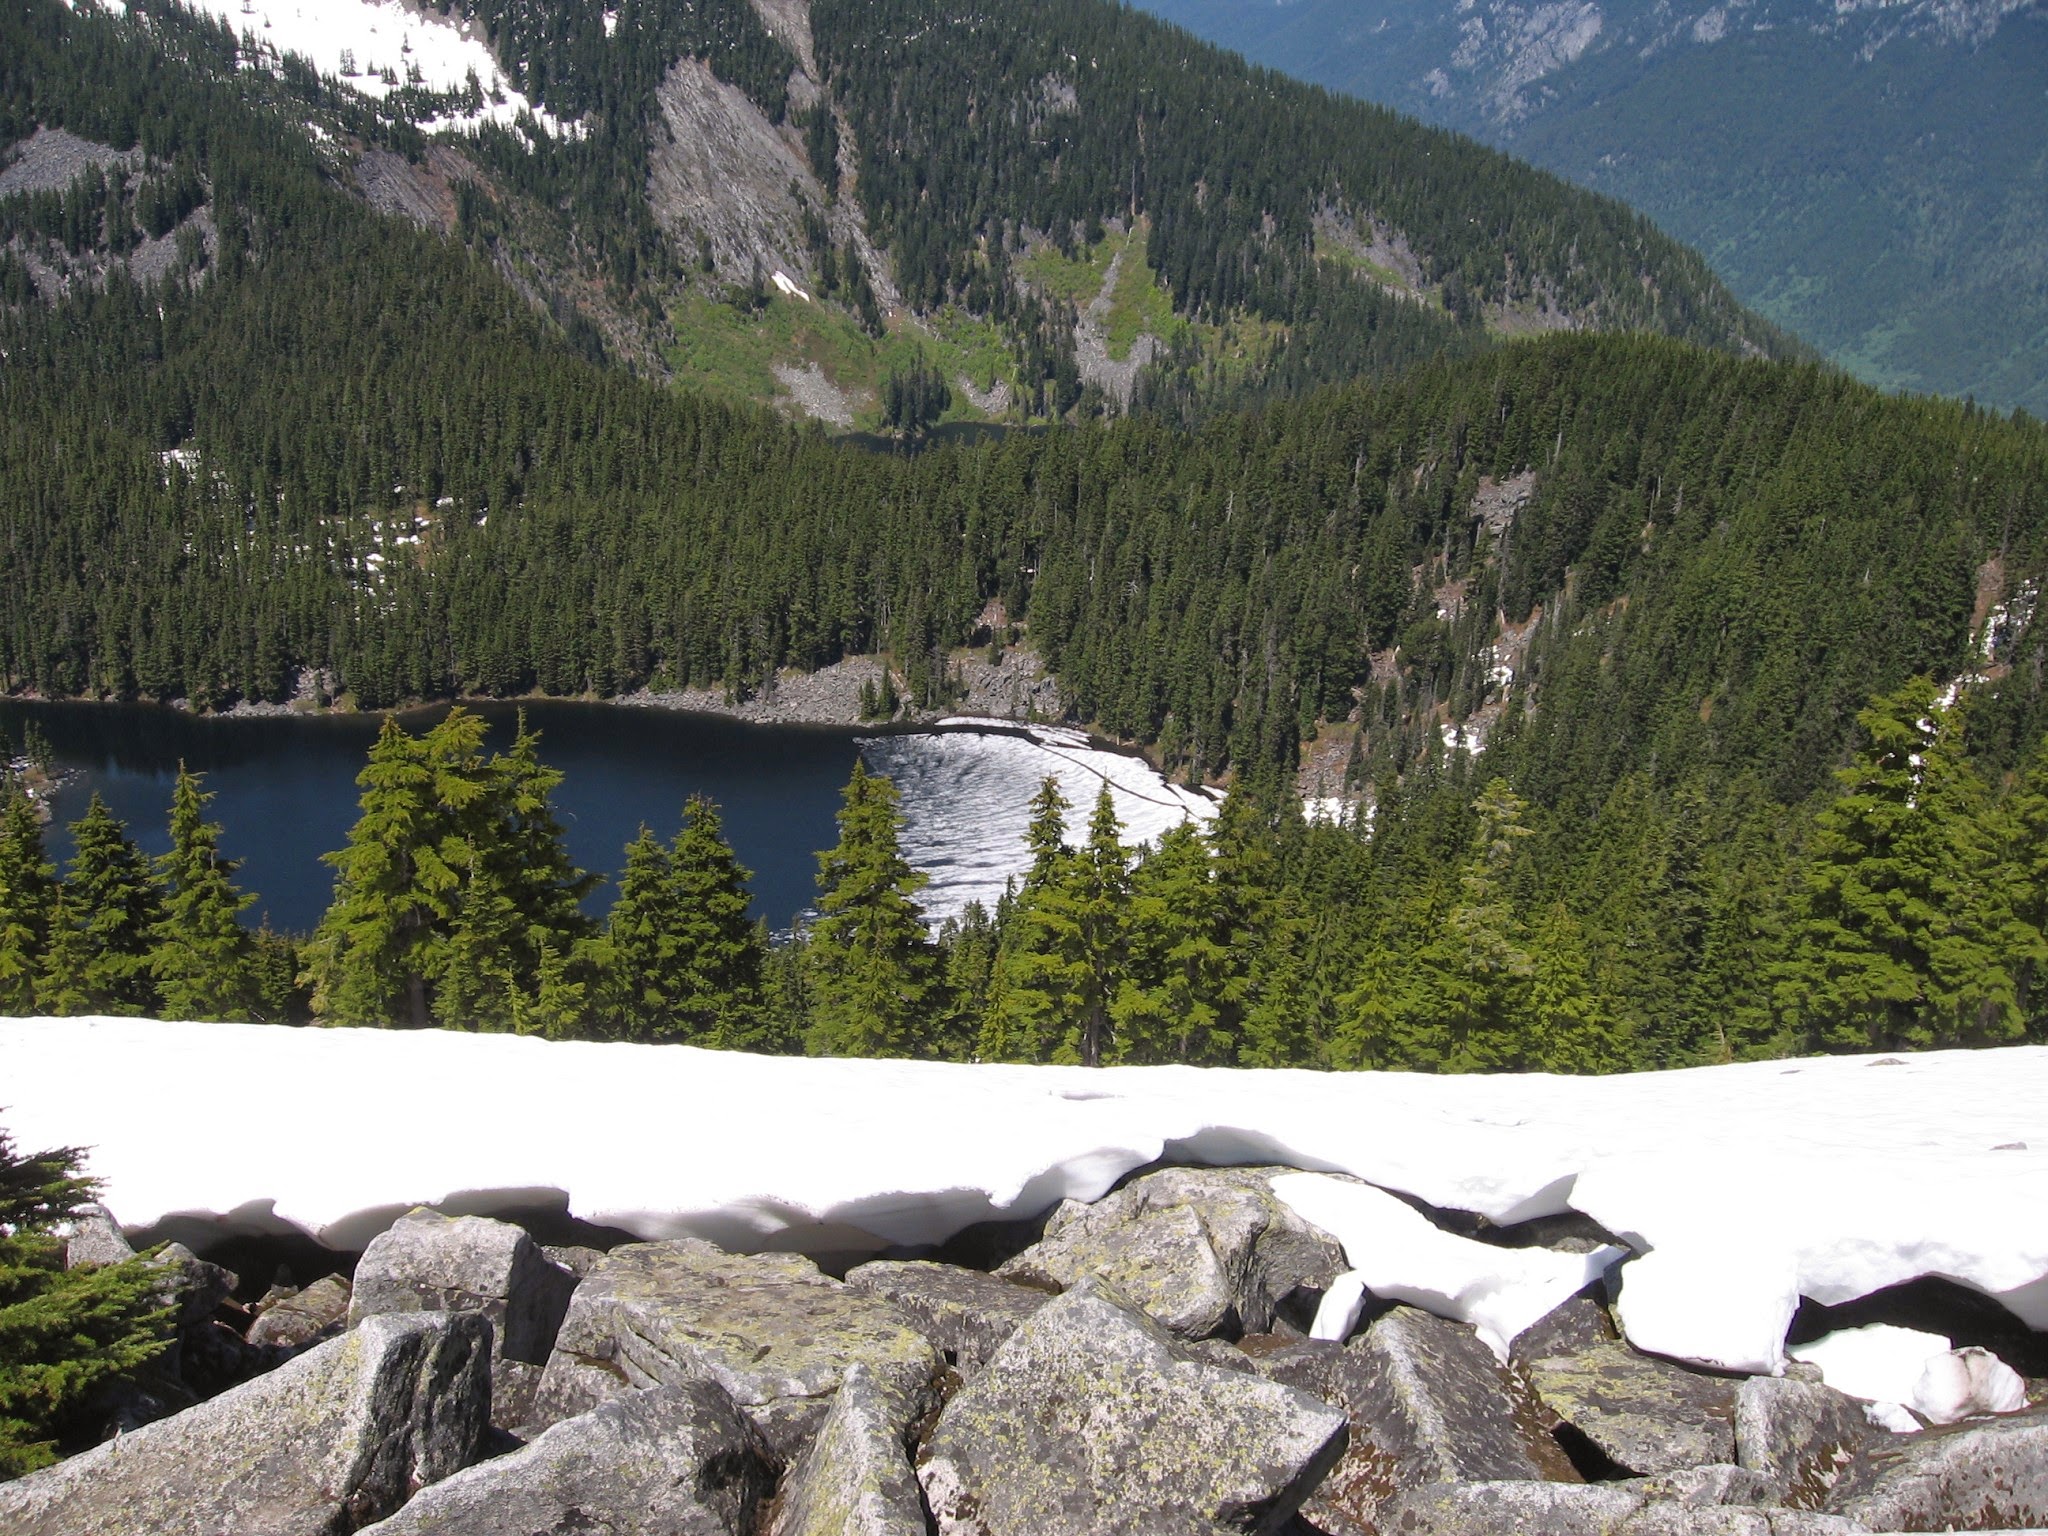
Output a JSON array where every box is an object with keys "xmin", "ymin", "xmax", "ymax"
[
  {"xmin": 601, "ymin": 826, "xmax": 679, "ymax": 1040},
  {"xmin": 805, "ymin": 762, "xmax": 941, "ymax": 1057},
  {"xmin": 0, "ymin": 1124, "xmax": 167, "ymax": 1479},
  {"xmin": 52, "ymin": 795, "xmax": 163, "ymax": 1017},
  {"xmin": 1112, "ymin": 820, "xmax": 1233, "ymax": 1064},
  {"xmin": 32, "ymin": 889, "xmax": 92, "ymax": 1018},
  {"xmin": 1212, "ymin": 786, "xmax": 1316, "ymax": 1068},
  {"xmin": 150, "ymin": 766, "xmax": 257, "ymax": 1021},
  {"xmin": 0, "ymin": 786, "xmax": 56, "ymax": 1015},
  {"xmin": 665, "ymin": 796, "xmax": 765, "ymax": 1046}
]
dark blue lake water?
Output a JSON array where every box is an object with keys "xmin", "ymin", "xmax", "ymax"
[{"xmin": 0, "ymin": 701, "xmax": 865, "ymax": 935}]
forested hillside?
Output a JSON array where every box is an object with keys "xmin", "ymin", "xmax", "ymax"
[
  {"xmin": 1133, "ymin": 0, "xmax": 2048, "ymax": 414},
  {"xmin": 2, "ymin": 0, "xmax": 1789, "ymax": 432}
]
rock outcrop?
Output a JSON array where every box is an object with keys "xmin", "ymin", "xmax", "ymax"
[
  {"xmin": 768, "ymin": 1362, "xmax": 928, "ymax": 1536},
  {"xmin": 1825, "ymin": 1406, "xmax": 2048, "ymax": 1530},
  {"xmin": 531, "ymin": 1238, "xmax": 939, "ymax": 1458},
  {"xmin": 249, "ymin": 1273, "xmax": 354, "ymax": 1352},
  {"xmin": 0, "ymin": 1311, "xmax": 491, "ymax": 1536},
  {"xmin": 358, "ymin": 1378, "xmax": 774, "ymax": 1536},
  {"xmin": 996, "ymin": 1166, "xmax": 1344, "ymax": 1339},
  {"xmin": 844, "ymin": 1258, "xmax": 1052, "ymax": 1374},
  {"xmin": 917, "ymin": 1279, "xmax": 1348, "ymax": 1535},
  {"xmin": 1529, "ymin": 1338, "xmax": 1740, "ymax": 1474}
]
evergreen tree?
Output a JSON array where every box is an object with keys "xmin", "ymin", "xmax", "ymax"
[
  {"xmin": 0, "ymin": 786, "xmax": 56, "ymax": 1015},
  {"xmin": 52, "ymin": 795, "xmax": 163, "ymax": 1016},
  {"xmin": 149, "ymin": 766, "xmax": 257, "ymax": 1021},
  {"xmin": 1212, "ymin": 786, "xmax": 1317, "ymax": 1068},
  {"xmin": 1112, "ymin": 820, "xmax": 1233, "ymax": 1064},
  {"xmin": 32, "ymin": 889, "xmax": 93, "ymax": 1017},
  {"xmin": 1777, "ymin": 681, "xmax": 2035, "ymax": 1051},
  {"xmin": 804, "ymin": 762, "xmax": 941, "ymax": 1056},
  {"xmin": 601, "ymin": 826, "xmax": 679, "ymax": 1040},
  {"xmin": 665, "ymin": 797, "xmax": 765, "ymax": 1047},
  {"xmin": 0, "ymin": 1124, "xmax": 167, "ymax": 1479}
]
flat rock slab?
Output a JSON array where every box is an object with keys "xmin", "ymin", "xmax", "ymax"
[
  {"xmin": 249, "ymin": 1273, "xmax": 354, "ymax": 1352},
  {"xmin": 1734, "ymin": 1374, "xmax": 1873, "ymax": 1509},
  {"xmin": 0, "ymin": 1311, "xmax": 491, "ymax": 1536},
  {"xmin": 844, "ymin": 1259, "xmax": 1051, "ymax": 1373},
  {"xmin": 1375, "ymin": 1479, "xmax": 1649, "ymax": 1535},
  {"xmin": 997, "ymin": 1165, "xmax": 1344, "ymax": 1340},
  {"xmin": 359, "ymin": 1378, "xmax": 774, "ymax": 1536},
  {"xmin": 917, "ymin": 1279, "xmax": 1348, "ymax": 1536},
  {"xmin": 1825, "ymin": 1404, "xmax": 2048, "ymax": 1530},
  {"xmin": 1530, "ymin": 1339, "xmax": 1738, "ymax": 1475},
  {"xmin": 532, "ymin": 1238, "xmax": 939, "ymax": 1460},
  {"xmin": 769, "ymin": 1362, "xmax": 928, "ymax": 1536}
]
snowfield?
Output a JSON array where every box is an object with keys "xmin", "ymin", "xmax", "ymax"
[
  {"xmin": 2, "ymin": 1018, "xmax": 2044, "ymax": 1379},
  {"xmin": 172, "ymin": 0, "xmax": 577, "ymax": 136}
]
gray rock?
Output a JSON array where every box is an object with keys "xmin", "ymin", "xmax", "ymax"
[
  {"xmin": 358, "ymin": 1378, "xmax": 774, "ymax": 1536},
  {"xmin": 844, "ymin": 1258, "xmax": 1052, "ymax": 1374},
  {"xmin": 0, "ymin": 1311, "xmax": 492, "ymax": 1536},
  {"xmin": 147, "ymin": 1240, "xmax": 237, "ymax": 1331},
  {"xmin": 531, "ymin": 1238, "xmax": 940, "ymax": 1460},
  {"xmin": 62, "ymin": 1202, "xmax": 136, "ymax": 1268},
  {"xmin": 544, "ymin": 1243, "xmax": 608, "ymax": 1277},
  {"xmin": 1615, "ymin": 1506, "xmax": 1871, "ymax": 1535},
  {"xmin": 996, "ymin": 1165, "xmax": 1345, "ymax": 1340},
  {"xmin": 769, "ymin": 1363, "xmax": 927, "ymax": 1536},
  {"xmin": 1373, "ymin": 1479, "xmax": 1649, "ymax": 1535},
  {"xmin": 249, "ymin": 1273, "xmax": 354, "ymax": 1351},
  {"xmin": 1510, "ymin": 1290, "xmax": 1618, "ymax": 1368},
  {"xmin": 916, "ymin": 1279, "xmax": 1348, "ymax": 1536},
  {"xmin": 1529, "ymin": 1339, "xmax": 1739, "ymax": 1475},
  {"xmin": 1825, "ymin": 1404, "xmax": 2048, "ymax": 1530},
  {"xmin": 349, "ymin": 1208, "xmax": 576, "ymax": 1368},
  {"xmin": 1634, "ymin": 1464, "xmax": 1777, "ymax": 1506},
  {"xmin": 1303, "ymin": 1306, "xmax": 1576, "ymax": 1535},
  {"xmin": 1734, "ymin": 1374, "xmax": 1873, "ymax": 1508}
]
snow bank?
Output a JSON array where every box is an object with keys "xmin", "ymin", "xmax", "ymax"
[
  {"xmin": 2, "ymin": 1020, "xmax": 2044, "ymax": 1376},
  {"xmin": 1791, "ymin": 1326, "xmax": 2031, "ymax": 1428},
  {"xmin": 1270, "ymin": 1172, "xmax": 1623, "ymax": 1359},
  {"xmin": 868, "ymin": 723, "xmax": 1217, "ymax": 924},
  {"xmin": 179, "ymin": 0, "xmax": 577, "ymax": 137}
]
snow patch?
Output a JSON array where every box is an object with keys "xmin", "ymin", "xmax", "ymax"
[
  {"xmin": 179, "ymin": 0, "xmax": 579, "ymax": 138},
  {"xmin": 770, "ymin": 269, "xmax": 811, "ymax": 301},
  {"xmin": 3, "ymin": 1022, "xmax": 2047, "ymax": 1379}
]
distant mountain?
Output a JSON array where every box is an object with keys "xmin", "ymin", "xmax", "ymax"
[
  {"xmin": 2, "ymin": 0, "xmax": 1790, "ymax": 434},
  {"xmin": 1135, "ymin": 0, "xmax": 2048, "ymax": 413}
]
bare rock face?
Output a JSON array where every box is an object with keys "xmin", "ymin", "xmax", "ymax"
[
  {"xmin": 1529, "ymin": 1339, "xmax": 1740, "ymax": 1475},
  {"xmin": 1824, "ymin": 1404, "xmax": 2048, "ymax": 1530},
  {"xmin": 349, "ymin": 1208, "xmax": 576, "ymax": 1368},
  {"xmin": 843, "ymin": 1258, "xmax": 1052, "ymax": 1375},
  {"xmin": 61, "ymin": 1202, "xmax": 136, "ymax": 1268},
  {"xmin": 530, "ymin": 1238, "xmax": 940, "ymax": 1460},
  {"xmin": 1367, "ymin": 1478, "xmax": 1648, "ymax": 1535},
  {"xmin": 916, "ymin": 1279, "xmax": 1348, "ymax": 1536},
  {"xmin": 768, "ymin": 1362, "xmax": 928, "ymax": 1536},
  {"xmin": 996, "ymin": 1166, "xmax": 1346, "ymax": 1340},
  {"xmin": 0, "ymin": 1311, "xmax": 492, "ymax": 1536},
  {"xmin": 1733, "ymin": 1374, "xmax": 1873, "ymax": 1508},
  {"xmin": 249, "ymin": 1273, "xmax": 354, "ymax": 1352},
  {"xmin": 358, "ymin": 1379, "xmax": 774, "ymax": 1536}
]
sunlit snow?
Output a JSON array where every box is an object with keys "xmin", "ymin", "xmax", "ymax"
[
  {"xmin": 866, "ymin": 723, "xmax": 1218, "ymax": 924},
  {"xmin": 178, "ymin": 0, "xmax": 578, "ymax": 137},
  {"xmin": 4, "ymin": 1020, "xmax": 2045, "ymax": 1378}
]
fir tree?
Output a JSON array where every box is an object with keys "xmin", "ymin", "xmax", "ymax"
[
  {"xmin": 804, "ymin": 762, "xmax": 941, "ymax": 1057},
  {"xmin": 149, "ymin": 766, "xmax": 257, "ymax": 1021},
  {"xmin": 0, "ymin": 1124, "xmax": 168, "ymax": 1479},
  {"xmin": 0, "ymin": 786, "xmax": 56, "ymax": 1015},
  {"xmin": 54, "ymin": 795, "xmax": 164, "ymax": 1016},
  {"xmin": 601, "ymin": 826, "xmax": 679, "ymax": 1040},
  {"xmin": 32, "ymin": 889, "xmax": 93, "ymax": 1017},
  {"xmin": 1112, "ymin": 820, "xmax": 1233, "ymax": 1064}
]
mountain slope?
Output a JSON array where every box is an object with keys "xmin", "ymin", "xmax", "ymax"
[
  {"xmin": 1133, "ymin": 0, "xmax": 2048, "ymax": 413},
  {"xmin": 3, "ymin": 0, "xmax": 1792, "ymax": 433}
]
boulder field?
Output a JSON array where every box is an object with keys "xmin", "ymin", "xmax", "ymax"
[{"xmin": 5, "ymin": 1165, "xmax": 2046, "ymax": 1535}]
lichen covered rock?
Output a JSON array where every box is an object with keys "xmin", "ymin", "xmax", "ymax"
[
  {"xmin": 1530, "ymin": 1339, "xmax": 1739, "ymax": 1475},
  {"xmin": 768, "ymin": 1362, "xmax": 928, "ymax": 1536},
  {"xmin": 917, "ymin": 1278, "xmax": 1348, "ymax": 1535},
  {"xmin": 844, "ymin": 1258, "xmax": 1051, "ymax": 1374}
]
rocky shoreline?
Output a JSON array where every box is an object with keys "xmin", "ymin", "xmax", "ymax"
[{"xmin": 8, "ymin": 1165, "xmax": 2045, "ymax": 1535}]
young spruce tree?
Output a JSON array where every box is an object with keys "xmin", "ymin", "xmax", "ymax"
[
  {"xmin": 46, "ymin": 795, "xmax": 163, "ymax": 1016},
  {"xmin": 150, "ymin": 766, "xmax": 257, "ymax": 1021},
  {"xmin": 0, "ymin": 786, "xmax": 56, "ymax": 1014}
]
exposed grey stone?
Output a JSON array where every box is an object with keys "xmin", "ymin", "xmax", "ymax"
[
  {"xmin": 1530, "ymin": 1339, "xmax": 1739, "ymax": 1475},
  {"xmin": 543, "ymin": 1243, "xmax": 607, "ymax": 1278},
  {"xmin": 1634, "ymin": 1463, "xmax": 1777, "ymax": 1506},
  {"xmin": 248, "ymin": 1273, "xmax": 354, "ymax": 1351},
  {"xmin": 62, "ymin": 1202, "xmax": 136, "ymax": 1268},
  {"xmin": 359, "ymin": 1378, "xmax": 774, "ymax": 1536},
  {"xmin": 147, "ymin": 1240, "xmax": 237, "ymax": 1331},
  {"xmin": 531, "ymin": 1238, "xmax": 940, "ymax": 1460},
  {"xmin": 0, "ymin": 1311, "xmax": 492, "ymax": 1536},
  {"xmin": 995, "ymin": 1165, "xmax": 1346, "ymax": 1340},
  {"xmin": 349, "ymin": 1207, "xmax": 576, "ymax": 1367},
  {"xmin": 1304, "ymin": 1306, "xmax": 1577, "ymax": 1534},
  {"xmin": 1615, "ymin": 1505, "xmax": 1871, "ymax": 1535},
  {"xmin": 1373, "ymin": 1479, "xmax": 1648, "ymax": 1535},
  {"xmin": 1825, "ymin": 1404, "xmax": 2048, "ymax": 1530},
  {"xmin": 1510, "ymin": 1289, "xmax": 1618, "ymax": 1368},
  {"xmin": 916, "ymin": 1279, "xmax": 1348, "ymax": 1536},
  {"xmin": 844, "ymin": 1258, "xmax": 1051, "ymax": 1373},
  {"xmin": 769, "ymin": 1362, "xmax": 927, "ymax": 1536},
  {"xmin": 1734, "ymin": 1374, "xmax": 1873, "ymax": 1508}
]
